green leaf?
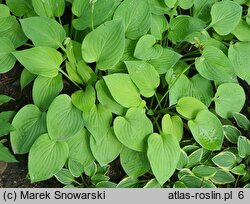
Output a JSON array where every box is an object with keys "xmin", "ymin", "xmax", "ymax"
[
  {"xmin": 113, "ymin": 0, "xmax": 151, "ymax": 40},
  {"xmin": 195, "ymin": 46, "xmax": 236, "ymax": 82},
  {"xmin": 143, "ymin": 179, "xmax": 161, "ymax": 188},
  {"xmin": 0, "ymin": 16, "xmax": 27, "ymax": 48},
  {"xmin": 212, "ymin": 151, "xmax": 237, "ymax": 170},
  {"xmin": 71, "ymin": 85, "xmax": 96, "ymax": 112},
  {"xmin": 114, "ymin": 107, "xmax": 153, "ymax": 152},
  {"xmin": 186, "ymin": 148, "xmax": 203, "ymax": 168},
  {"xmin": 192, "ymin": 165, "xmax": 217, "ymax": 179},
  {"xmin": 193, "ymin": 0, "xmax": 217, "ymax": 23},
  {"xmin": 223, "ymin": 125, "xmax": 241, "ymax": 144},
  {"xmin": 55, "ymin": 168, "xmax": 74, "ymax": 185},
  {"xmin": 32, "ymin": 0, "xmax": 65, "ymax": 17},
  {"xmin": 176, "ymin": 150, "xmax": 188, "ymax": 170},
  {"xmin": 82, "ymin": 19, "xmax": 125, "ymax": 70},
  {"xmin": 67, "ymin": 128, "xmax": 95, "ymax": 169},
  {"xmin": 149, "ymin": 48, "xmax": 182, "ymax": 74},
  {"xmin": 178, "ymin": 0, "xmax": 194, "ymax": 9},
  {"xmin": 12, "ymin": 46, "xmax": 62, "ymax": 77},
  {"xmin": 147, "ymin": 133, "xmax": 181, "ymax": 185},
  {"xmin": 104, "ymin": 73, "xmax": 143, "ymax": 108},
  {"xmin": 125, "ymin": 61, "xmax": 160, "ymax": 97},
  {"xmin": 47, "ymin": 94, "xmax": 84, "ymax": 141},
  {"xmin": 229, "ymin": 42, "xmax": 250, "ymax": 84},
  {"xmin": 0, "ymin": 143, "xmax": 17, "ymax": 162},
  {"xmin": 134, "ymin": 35, "xmax": 163, "ymax": 60},
  {"xmin": 209, "ymin": 1, "xmax": 242, "ymax": 35},
  {"xmin": 10, "ymin": 104, "xmax": 47, "ymax": 154},
  {"xmin": 237, "ymin": 136, "xmax": 250, "ymax": 158},
  {"xmin": 164, "ymin": 0, "xmax": 177, "ymax": 8},
  {"xmin": 188, "ymin": 110, "xmax": 224, "ymax": 151},
  {"xmin": 180, "ymin": 175, "xmax": 216, "ymax": 187},
  {"xmin": 0, "ymin": 120, "xmax": 14, "ymax": 137},
  {"xmin": 72, "ymin": 0, "xmax": 120, "ymax": 30},
  {"xmin": 168, "ymin": 15, "xmax": 205, "ymax": 43},
  {"xmin": 82, "ymin": 104, "xmax": 112, "ymax": 144},
  {"xmin": 150, "ymin": 14, "xmax": 168, "ymax": 40},
  {"xmin": 0, "ymin": 37, "xmax": 16, "ymax": 73},
  {"xmin": 120, "ymin": 147, "xmax": 150, "ymax": 178},
  {"xmin": 20, "ymin": 69, "xmax": 36, "ymax": 90},
  {"xmin": 0, "ymin": 4, "xmax": 10, "ymax": 17},
  {"xmin": 95, "ymin": 80, "xmax": 124, "ymax": 115},
  {"xmin": 20, "ymin": 17, "xmax": 66, "ymax": 49},
  {"xmin": 210, "ymin": 169, "xmax": 235, "ymax": 184},
  {"xmin": 232, "ymin": 19, "xmax": 250, "ymax": 42},
  {"xmin": 176, "ymin": 96, "xmax": 207, "ymax": 120},
  {"xmin": 0, "ymin": 94, "xmax": 13, "ymax": 105},
  {"xmin": 169, "ymin": 74, "xmax": 214, "ymax": 106},
  {"xmin": 214, "ymin": 83, "xmax": 245, "ymax": 119},
  {"xmin": 6, "ymin": 0, "xmax": 33, "ymax": 17},
  {"xmin": 0, "ymin": 111, "xmax": 16, "ymax": 122},
  {"xmin": 230, "ymin": 164, "xmax": 246, "ymax": 175},
  {"xmin": 232, "ymin": 112, "xmax": 250, "ymax": 131},
  {"xmin": 162, "ymin": 114, "xmax": 183, "ymax": 142},
  {"xmin": 32, "ymin": 74, "xmax": 63, "ymax": 111},
  {"xmin": 68, "ymin": 160, "xmax": 84, "ymax": 178},
  {"xmin": 116, "ymin": 177, "xmax": 139, "ymax": 188},
  {"xmin": 150, "ymin": 0, "xmax": 169, "ymax": 15},
  {"xmin": 28, "ymin": 133, "xmax": 69, "ymax": 182},
  {"xmin": 96, "ymin": 181, "xmax": 117, "ymax": 188},
  {"xmin": 90, "ymin": 128, "xmax": 122, "ymax": 166}
]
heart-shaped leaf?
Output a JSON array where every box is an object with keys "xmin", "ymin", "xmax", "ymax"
[
  {"xmin": 72, "ymin": 0, "xmax": 120, "ymax": 30},
  {"xmin": 188, "ymin": 109, "xmax": 224, "ymax": 151},
  {"xmin": 82, "ymin": 19, "xmax": 125, "ymax": 70},
  {"xmin": 95, "ymin": 79, "xmax": 125, "ymax": 115},
  {"xmin": 195, "ymin": 46, "xmax": 236, "ymax": 82},
  {"xmin": 149, "ymin": 48, "xmax": 182, "ymax": 74},
  {"xmin": 47, "ymin": 94, "xmax": 84, "ymax": 141},
  {"xmin": 6, "ymin": 0, "xmax": 33, "ymax": 17},
  {"xmin": 82, "ymin": 104, "xmax": 112, "ymax": 144},
  {"xmin": 150, "ymin": 14, "xmax": 168, "ymax": 40},
  {"xmin": 71, "ymin": 85, "xmax": 96, "ymax": 113},
  {"xmin": 229, "ymin": 42, "xmax": 250, "ymax": 85},
  {"xmin": 10, "ymin": 104, "xmax": 47, "ymax": 154},
  {"xmin": 12, "ymin": 46, "xmax": 62, "ymax": 77},
  {"xmin": 113, "ymin": 0, "xmax": 151, "ymax": 40},
  {"xmin": 67, "ymin": 128, "xmax": 95, "ymax": 168},
  {"xmin": 214, "ymin": 83, "xmax": 245, "ymax": 119},
  {"xmin": 120, "ymin": 147, "xmax": 150, "ymax": 179},
  {"xmin": 0, "ymin": 37, "xmax": 16, "ymax": 73},
  {"xmin": 176, "ymin": 97, "xmax": 207, "ymax": 120},
  {"xmin": 169, "ymin": 74, "xmax": 214, "ymax": 106},
  {"xmin": 168, "ymin": 15, "xmax": 205, "ymax": 43},
  {"xmin": 32, "ymin": 0, "xmax": 65, "ymax": 17},
  {"xmin": 162, "ymin": 114, "xmax": 183, "ymax": 142},
  {"xmin": 209, "ymin": 1, "xmax": 242, "ymax": 35},
  {"xmin": 147, "ymin": 133, "xmax": 181, "ymax": 185},
  {"xmin": 125, "ymin": 61, "xmax": 160, "ymax": 97},
  {"xmin": 20, "ymin": 17, "xmax": 66, "ymax": 49},
  {"xmin": 114, "ymin": 107, "xmax": 153, "ymax": 151},
  {"xmin": 28, "ymin": 133, "xmax": 69, "ymax": 182},
  {"xmin": 104, "ymin": 73, "xmax": 143, "ymax": 108},
  {"xmin": 32, "ymin": 73, "xmax": 63, "ymax": 111},
  {"xmin": 90, "ymin": 128, "xmax": 122, "ymax": 166},
  {"xmin": 134, "ymin": 35, "xmax": 163, "ymax": 60},
  {"xmin": 237, "ymin": 136, "xmax": 250, "ymax": 158}
]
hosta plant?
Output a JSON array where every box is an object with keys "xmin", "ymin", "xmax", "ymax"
[{"xmin": 0, "ymin": 0, "xmax": 249, "ymax": 188}]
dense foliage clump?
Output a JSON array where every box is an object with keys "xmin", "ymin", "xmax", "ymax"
[{"xmin": 0, "ymin": 0, "xmax": 250, "ymax": 188}]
